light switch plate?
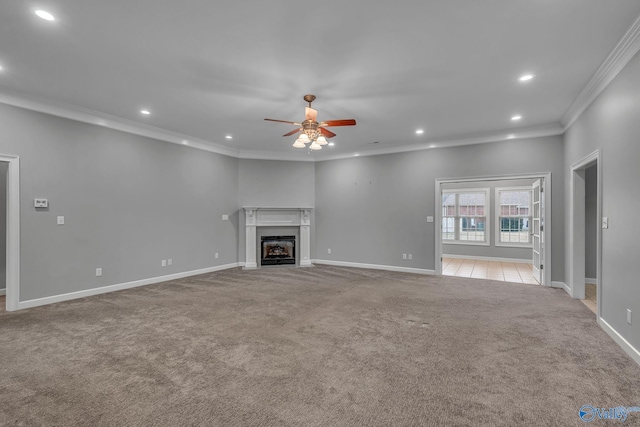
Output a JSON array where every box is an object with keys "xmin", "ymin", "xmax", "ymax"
[
  {"xmin": 602, "ymin": 217, "xmax": 609, "ymax": 229},
  {"xmin": 427, "ymin": 216, "xmax": 434, "ymax": 223},
  {"xmin": 222, "ymin": 214, "xmax": 229, "ymax": 221},
  {"xmin": 57, "ymin": 216, "xmax": 64, "ymax": 225},
  {"xmin": 34, "ymin": 198, "xmax": 48, "ymax": 208}
]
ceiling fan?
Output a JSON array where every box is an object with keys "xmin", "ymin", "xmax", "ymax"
[{"xmin": 264, "ymin": 94, "xmax": 356, "ymax": 150}]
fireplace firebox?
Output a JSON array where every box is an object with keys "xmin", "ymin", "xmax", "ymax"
[{"xmin": 261, "ymin": 236, "xmax": 296, "ymax": 266}]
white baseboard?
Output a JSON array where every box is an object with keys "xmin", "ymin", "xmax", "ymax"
[
  {"xmin": 442, "ymin": 254, "xmax": 531, "ymax": 264},
  {"xmin": 585, "ymin": 277, "xmax": 598, "ymax": 285},
  {"xmin": 599, "ymin": 317, "xmax": 640, "ymax": 367},
  {"xmin": 0, "ymin": 288, "xmax": 5, "ymax": 296},
  {"xmin": 552, "ymin": 281, "xmax": 571, "ymax": 294},
  {"xmin": 17, "ymin": 263, "xmax": 241, "ymax": 311},
  {"xmin": 313, "ymin": 259, "xmax": 435, "ymax": 275}
]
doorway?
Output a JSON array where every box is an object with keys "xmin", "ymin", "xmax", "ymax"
[
  {"xmin": 0, "ymin": 154, "xmax": 20, "ymax": 312},
  {"xmin": 0, "ymin": 162, "xmax": 7, "ymax": 309},
  {"xmin": 435, "ymin": 173, "xmax": 552, "ymax": 287},
  {"xmin": 570, "ymin": 150, "xmax": 601, "ymax": 316}
]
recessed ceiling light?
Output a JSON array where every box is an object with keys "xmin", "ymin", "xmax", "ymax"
[
  {"xmin": 507, "ymin": 134, "xmax": 516, "ymax": 139},
  {"xmin": 415, "ymin": 129, "xmax": 424, "ymax": 135},
  {"xmin": 225, "ymin": 135, "xmax": 232, "ymax": 140},
  {"xmin": 140, "ymin": 109, "xmax": 151, "ymax": 115},
  {"xmin": 511, "ymin": 115, "xmax": 522, "ymax": 121},
  {"xmin": 34, "ymin": 10, "xmax": 55, "ymax": 21},
  {"xmin": 518, "ymin": 73, "xmax": 535, "ymax": 82},
  {"xmin": 354, "ymin": 153, "xmax": 360, "ymax": 157},
  {"xmin": 328, "ymin": 142, "xmax": 335, "ymax": 147}
]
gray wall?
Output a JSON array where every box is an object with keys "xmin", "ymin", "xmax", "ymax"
[
  {"xmin": 585, "ymin": 165, "xmax": 598, "ymax": 279},
  {"xmin": 0, "ymin": 162, "xmax": 6, "ymax": 291},
  {"xmin": 564, "ymin": 49, "xmax": 640, "ymax": 350},
  {"xmin": 237, "ymin": 159, "xmax": 316, "ymax": 263},
  {"xmin": 442, "ymin": 178, "xmax": 536, "ymax": 261},
  {"xmin": 314, "ymin": 135, "xmax": 565, "ymax": 280},
  {"xmin": 0, "ymin": 103, "xmax": 239, "ymax": 301},
  {"xmin": 238, "ymin": 159, "xmax": 315, "ymax": 208}
]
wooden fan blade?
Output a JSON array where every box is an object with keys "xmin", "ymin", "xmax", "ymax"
[
  {"xmin": 305, "ymin": 107, "xmax": 318, "ymax": 121},
  {"xmin": 319, "ymin": 119, "xmax": 356, "ymax": 127},
  {"xmin": 264, "ymin": 118, "xmax": 301, "ymax": 125},
  {"xmin": 319, "ymin": 127, "xmax": 336, "ymax": 138},
  {"xmin": 282, "ymin": 128, "xmax": 301, "ymax": 137}
]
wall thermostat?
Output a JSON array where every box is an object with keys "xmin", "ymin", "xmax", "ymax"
[{"xmin": 34, "ymin": 198, "xmax": 49, "ymax": 208}]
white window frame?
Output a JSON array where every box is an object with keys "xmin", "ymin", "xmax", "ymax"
[
  {"xmin": 495, "ymin": 186, "xmax": 533, "ymax": 248},
  {"xmin": 441, "ymin": 188, "xmax": 490, "ymax": 246}
]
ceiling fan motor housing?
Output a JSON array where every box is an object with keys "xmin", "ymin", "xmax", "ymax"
[{"xmin": 302, "ymin": 120, "xmax": 319, "ymax": 139}]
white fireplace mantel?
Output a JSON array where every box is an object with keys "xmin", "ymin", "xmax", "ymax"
[{"xmin": 243, "ymin": 207, "xmax": 313, "ymax": 269}]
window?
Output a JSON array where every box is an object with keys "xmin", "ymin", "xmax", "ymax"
[
  {"xmin": 441, "ymin": 189, "xmax": 490, "ymax": 245},
  {"xmin": 495, "ymin": 187, "xmax": 532, "ymax": 246}
]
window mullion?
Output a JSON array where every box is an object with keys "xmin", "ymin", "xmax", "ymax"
[{"xmin": 454, "ymin": 193, "xmax": 460, "ymax": 241}]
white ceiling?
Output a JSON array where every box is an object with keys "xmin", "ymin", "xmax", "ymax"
[{"xmin": 2, "ymin": 1, "xmax": 640, "ymax": 160}]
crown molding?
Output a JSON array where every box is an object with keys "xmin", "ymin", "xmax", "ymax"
[
  {"xmin": 561, "ymin": 14, "xmax": 640, "ymax": 129},
  {"xmin": 311, "ymin": 123, "xmax": 565, "ymax": 162},
  {"xmin": 236, "ymin": 150, "xmax": 317, "ymax": 162},
  {"xmin": 0, "ymin": 88, "xmax": 240, "ymax": 158},
  {"xmin": 0, "ymin": 88, "xmax": 562, "ymax": 163}
]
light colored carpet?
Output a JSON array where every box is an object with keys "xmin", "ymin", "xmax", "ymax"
[{"xmin": 1, "ymin": 265, "xmax": 639, "ymax": 426}]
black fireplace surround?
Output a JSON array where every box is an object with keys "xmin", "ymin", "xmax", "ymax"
[{"xmin": 261, "ymin": 236, "xmax": 296, "ymax": 266}]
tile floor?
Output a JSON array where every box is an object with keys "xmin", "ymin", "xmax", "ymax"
[
  {"xmin": 581, "ymin": 283, "xmax": 597, "ymax": 314},
  {"xmin": 442, "ymin": 257, "xmax": 540, "ymax": 285}
]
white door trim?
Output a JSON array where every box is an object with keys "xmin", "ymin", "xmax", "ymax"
[
  {"xmin": 569, "ymin": 150, "xmax": 601, "ymax": 315},
  {"xmin": 0, "ymin": 154, "xmax": 20, "ymax": 311},
  {"xmin": 435, "ymin": 172, "xmax": 552, "ymax": 287}
]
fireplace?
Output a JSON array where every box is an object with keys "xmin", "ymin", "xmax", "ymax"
[
  {"xmin": 261, "ymin": 236, "xmax": 296, "ymax": 266},
  {"xmin": 243, "ymin": 207, "xmax": 312, "ymax": 269}
]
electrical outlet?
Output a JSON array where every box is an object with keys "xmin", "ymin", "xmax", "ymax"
[
  {"xmin": 161, "ymin": 259, "xmax": 167, "ymax": 267},
  {"xmin": 168, "ymin": 259, "xmax": 172, "ymax": 266},
  {"xmin": 215, "ymin": 252, "xmax": 219, "ymax": 259},
  {"xmin": 627, "ymin": 309, "xmax": 632, "ymax": 325},
  {"xmin": 408, "ymin": 254, "xmax": 413, "ymax": 260},
  {"xmin": 328, "ymin": 248, "xmax": 332, "ymax": 254},
  {"xmin": 222, "ymin": 214, "xmax": 229, "ymax": 221},
  {"xmin": 403, "ymin": 253, "xmax": 407, "ymax": 260},
  {"xmin": 427, "ymin": 216, "xmax": 434, "ymax": 223},
  {"xmin": 96, "ymin": 268, "xmax": 102, "ymax": 277},
  {"xmin": 602, "ymin": 217, "xmax": 609, "ymax": 229},
  {"xmin": 57, "ymin": 216, "xmax": 65, "ymax": 225}
]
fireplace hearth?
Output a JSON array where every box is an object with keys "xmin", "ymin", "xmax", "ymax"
[{"xmin": 261, "ymin": 236, "xmax": 296, "ymax": 266}]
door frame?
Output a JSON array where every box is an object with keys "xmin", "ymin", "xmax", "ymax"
[
  {"xmin": 435, "ymin": 172, "xmax": 552, "ymax": 287},
  {"xmin": 0, "ymin": 154, "xmax": 20, "ymax": 311},
  {"xmin": 531, "ymin": 179, "xmax": 543, "ymax": 283},
  {"xmin": 569, "ymin": 150, "xmax": 601, "ymax": 315}
]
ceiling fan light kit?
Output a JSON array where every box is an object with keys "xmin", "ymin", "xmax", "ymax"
[{"xmin": 265, "ymin": 94, "xmax": 356, "ymax": 150}]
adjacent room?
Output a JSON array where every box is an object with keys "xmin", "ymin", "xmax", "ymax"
[{"xmin": 1, "ymin": 1, "xmax": 640, "ymax": 425}]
